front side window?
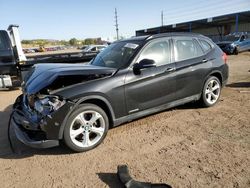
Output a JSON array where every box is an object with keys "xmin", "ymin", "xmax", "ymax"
[
  {"xmin": 91, "ymin": 47, "xmax": 97, "ymax": 51},
  {"xmin": 240, "ymin": 35, "xmax": 246, "ymax": 41},
  {"xmin": 174, "ymin": 38, "xmax": 203, "ymax": 61},
  {"xmin": 137, "ymin": 39, "xmax": 171, "ymax": 66}
]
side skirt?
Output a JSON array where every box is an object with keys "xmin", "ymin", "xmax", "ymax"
[{"xmin": 113, "ymin": 94, "xmax": 201, "ymax": 127}]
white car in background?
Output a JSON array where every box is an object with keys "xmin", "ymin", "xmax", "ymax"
[{"xmin": 82, "ymin": 45, "xmax": 107, "ymax": 53}]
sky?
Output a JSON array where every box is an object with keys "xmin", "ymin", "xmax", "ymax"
[{"xmin": 0, "ymin": 0, "xmax": 250, "ymax": 40}]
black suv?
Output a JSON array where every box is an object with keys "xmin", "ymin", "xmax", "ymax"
[{"xmin": 11, "ymin": 33, "xmax": 229, "ymax": 152}]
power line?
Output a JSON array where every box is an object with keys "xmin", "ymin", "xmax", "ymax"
[
  {"xmin": 161, "ymin": 0, "xmax": 249, "ymax": 24},
  {"xmin": 162, "ymin": 0, "xmax": 248, "ymax": 15},
  {"xmin": 161, "ymin": 3, "xmax": 249, "ymax": 26}
]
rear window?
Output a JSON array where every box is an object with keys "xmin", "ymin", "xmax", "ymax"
[{"xmin": 199, "ymin": 39, "xmax": 212, "ymax": 52}]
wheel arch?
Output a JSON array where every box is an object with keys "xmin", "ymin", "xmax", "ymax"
[
  {"xmin": 200, "ymin": 71, "xmax": 223, "ymax": 94},
  {"xmin": 200, "ymin": 71, "xmax": 222, "ymax": 107},
  {"xmin": 58, "ymin": 95, "xmax": 115, "ymax": 139},
  {"xmin": 82, "ymin": 98, "xmax": 114, "ymax": 128},
  {"xmin": 209, "ymin": 71, "xmax": 223, "ymax": 85}
]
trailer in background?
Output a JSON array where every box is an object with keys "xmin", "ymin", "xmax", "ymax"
[{"xmin": 0, "ymin": 25, "xmax": 104, "ymax": 89}]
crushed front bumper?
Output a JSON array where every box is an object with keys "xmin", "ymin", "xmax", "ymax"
[
  {"xmin": 11, "ymin": 109, "xmax": 59, "ymax": 148},
  {"xmin": 10, "ymin": 95, "xmax": 74, "ymax": 149}
]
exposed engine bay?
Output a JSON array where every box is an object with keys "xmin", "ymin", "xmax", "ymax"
[{"xmin": 28, "ymin": 94, "xmax": 66, "ymax": 118}]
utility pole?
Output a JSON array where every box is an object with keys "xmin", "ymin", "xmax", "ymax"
[
  {"xmin": 161, "ymin": 10, "xmax": 164, "ymax": 27},
  {"xmin": 114, "ymin": 8, "xmax": 119, "ymax": 40}
]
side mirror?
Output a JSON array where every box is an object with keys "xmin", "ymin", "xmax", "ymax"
[{"xmin": 133, "ymin": 59, "xmax": 156, "ymax": 75}]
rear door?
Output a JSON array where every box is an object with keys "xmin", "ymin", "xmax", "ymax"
[
  {"xmin": 173, "ymin": 37, "xmax": 208, "ymax": 100},
  {"xmin": 124, "ymin": 37, "xmax": 176, "ymax": 113}
]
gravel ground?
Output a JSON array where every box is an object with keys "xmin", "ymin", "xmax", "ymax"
[{"xmin": 0, "ymin": 53, "xmax": 249, "ymax": 188}]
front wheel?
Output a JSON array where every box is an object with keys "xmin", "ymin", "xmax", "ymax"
[
  {"xmin": 233, "ymin": 47, "xmax": 239, "ymax": 55},
  {"xmin": 63, "ymin": 104, "xmax": 109, "ymax": 152},
  {"xmin": 200, "ymin": 76, "xmax": 221, "ymax": 107}
]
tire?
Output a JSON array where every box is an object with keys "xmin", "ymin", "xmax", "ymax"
[
  {"xmin": 200, "ymin": 76, "xmax": 221, "ymax": 107},
  {"xmin": 63, "ymin": 103, "xmax": 109, "ymax": 152},
  {"xmin": 233, "ymin": 47, "xmax": 238, "ymax": 55}
]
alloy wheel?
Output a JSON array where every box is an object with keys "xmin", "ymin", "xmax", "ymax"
[
  {"xmin": 69, "ymin": 110, "xmax": 105, "ymax": 148},
  {"xmin": 205, "ymin": 79, "xmax": 221, "ymax": 105}
]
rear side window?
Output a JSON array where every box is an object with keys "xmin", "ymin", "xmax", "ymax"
[
  {"xmin": 174, "ymin": 38, "xmax": 203, "ymax": 61},
  {"xmin": 199, "ymin": 39, "xmax": 212, "ymax": 52},
  {"xmin": 137, "ymin": 39, "xmax": 171, "ymax": 66}
]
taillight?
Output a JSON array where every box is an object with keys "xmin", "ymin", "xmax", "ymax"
[{"xmin": 222, "ymin": 52, "xmax": 227, "ymax": 64}]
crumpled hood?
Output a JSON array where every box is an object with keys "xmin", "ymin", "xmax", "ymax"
[{"xmin": 23, "ymin": 63, "xmax": 116, "ymax": 94}]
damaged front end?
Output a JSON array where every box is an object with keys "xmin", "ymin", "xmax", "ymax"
[
  {"xmin": 10, "ymin": 63, "xmax": 116, "ymax": 149},
  {"xmin": 11, "ymin": 93, "xmax": 74, "ymax": 148},
  {"xmin": 29, "ymin": 94, "xmax": 66, "ymax": 120}
]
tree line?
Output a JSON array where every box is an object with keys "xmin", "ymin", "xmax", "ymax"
[{"xmin": 22, "ymin": 38, "xmax": 101, "ymax": 47}]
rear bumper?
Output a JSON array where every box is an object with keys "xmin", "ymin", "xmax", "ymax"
[
  {"xmin": 222, "ymin": 78, "xmax": 228, "ymax": 87},
  {"xmin": 11, "ymin": 109, "xmax": 59, "ymax": 149},
  {"xmin": 222, "ymin": 63, "xmax": 229, "ymax": 87}
]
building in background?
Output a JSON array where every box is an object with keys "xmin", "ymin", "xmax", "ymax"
[{"xmin": 136, "ymin": 11, "xmax": 250, "ymax": 42}]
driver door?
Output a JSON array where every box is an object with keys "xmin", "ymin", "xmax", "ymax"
[{"xmin": 124, "ymin": 38, "xmax": 176, "ymax": 114}]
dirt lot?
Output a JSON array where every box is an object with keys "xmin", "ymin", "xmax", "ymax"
[{"xmin": 0, "ymin": 53, "xmax": 249, "ymax": 188}]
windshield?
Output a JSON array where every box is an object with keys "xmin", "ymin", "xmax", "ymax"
[
  {"xmin": 90, "ymin": 41, "xmax": 142, "ymax": 69},
  {"xmin": 223, "ymin": 35, "xmax": 240, "ymax": 42}
]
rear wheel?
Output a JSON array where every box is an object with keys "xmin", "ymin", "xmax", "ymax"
[
  {"xmin": 63, "ymin": 104, "xmax": 109, "ymax": 152},
  {"xmin": 201, "ymin": 76, "xmax": 221, "ymax": 107}
]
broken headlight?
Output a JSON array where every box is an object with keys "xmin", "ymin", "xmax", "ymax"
[{"xmin": 34, "ymin": 95, "xmax": 66, "ymax": 116}]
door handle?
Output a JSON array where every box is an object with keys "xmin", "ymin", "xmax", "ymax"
[
  {"xmin": 165, "ymin": 67, "xmax": 175, "ymax": 72},
  {"xmin": 202, "ymin": 59, "xmax": 208, "ymax": 63}
]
